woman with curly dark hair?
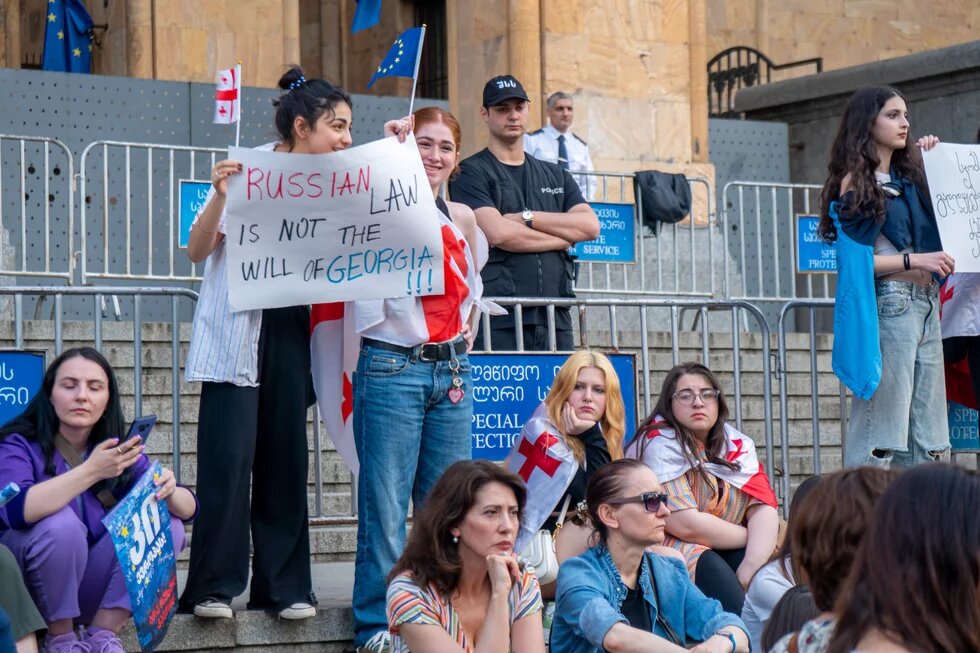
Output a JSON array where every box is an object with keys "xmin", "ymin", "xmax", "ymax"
[
  {"xmin": 819, "ymin": 86, "xmax": 952, "ymax": 468},
  {"xmin": 827, "ymin": 463, "xmax": 980, "ymax": 653}
]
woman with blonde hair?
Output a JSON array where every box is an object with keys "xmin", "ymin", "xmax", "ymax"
[{"xmin": 506, "ymin": 351, "xmax": 626, "ymax": 583}]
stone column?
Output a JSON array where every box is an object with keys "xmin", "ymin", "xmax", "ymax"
[
  {"xmin": 508, "ymin": 0, "xmax": 542, "ymax": 129},
  {"xmin": 126, "ymin": 0, "xmax": 154, "ymax": 78},
  {"xmin": 3, "ymin": 0, "xmax": 20, "ymax": 69},
  {"xmin": 283, "ymin": 0, "xmax": 301, "ymax": 69},
  {"xmin": 689, "ymin": 0, "xmax": 709, "ymax": 162}
]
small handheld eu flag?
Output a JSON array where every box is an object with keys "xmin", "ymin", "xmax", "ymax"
[{"xmin": 367, "ymin": 27, "xmax": 424, "ymax": 89}]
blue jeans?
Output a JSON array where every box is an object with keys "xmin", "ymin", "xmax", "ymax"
[
  {"xmin": 845, "ymin": 280, "xmax": 950, "ymax": 468},
  {"xmin": 351, "ymin": 341, "xmax": 472, "ymax": 646}
]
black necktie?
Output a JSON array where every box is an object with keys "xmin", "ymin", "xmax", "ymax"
[{"xmin": 557, "ymin": 134, "xmax": 569, "ymax": 170}]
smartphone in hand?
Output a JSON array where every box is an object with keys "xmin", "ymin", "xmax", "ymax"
[{"xmin": 123, "ymin": 415, "xmax": 157, "ymax": 448}]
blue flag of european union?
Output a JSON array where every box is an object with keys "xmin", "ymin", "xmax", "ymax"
[
  {"xmin": 351, "ymin": 0, "xmax": 382, "ymax": 33},
  {"xmin": 42, "ymin": 0, "xmax": 94, "ymax": 73},
  {"xmin": 367, "ymin": 27, "xmax": 423, "ymax": 88}
]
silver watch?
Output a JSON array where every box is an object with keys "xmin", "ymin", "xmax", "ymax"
[{"xmin": 521, "ymin": 209, "xmax": 534, "ymax": 230}]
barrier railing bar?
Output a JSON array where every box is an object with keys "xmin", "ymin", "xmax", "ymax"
[
  {"xmin": 170, "ymin": 295, "xmax": 181, "ymax": 484},
  {"xmin": 133, "ymin": 293, "xmax": 142, "ymax": 417},
  {"xmin": 809, "ymin": 308, "xmax": 821, "ymax": 474},
  {"xmin": 731, "ymin": 305, "xmax": 742, "ymax": 431},
  {"xmin": 147, "ymin": 148, "xmax": 154, "ymax": 277},
  {"xmin": 19, "ymin": 141, "xmax": 26, "ymax": 271}
]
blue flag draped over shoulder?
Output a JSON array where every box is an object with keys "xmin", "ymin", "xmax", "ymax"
[
  {"xmin": 367, "ymin": 27, "xmax": 423, "ymax": 88},
  {"xmin": 42, "ymin": 0, "xmax": 94, "ymax": 73},
  {"xmin": 351, "ymin": 0, "xmax": 382, "ymax": 32}
]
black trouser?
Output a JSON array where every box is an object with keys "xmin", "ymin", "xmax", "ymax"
[
  {"xmin": 475, "ymin": 307, "xmax": 574, "ymax": 351},
  {"xmin": 944, "ymin": 336, "xmax": 980, "ymax": 410},
  {"xmin": 694, "ymin": 547, "xmax": 746, "ymax": 614},
  {"xmin": 178, "ymin": 306, "xmax": 315, "ymax": 612}
]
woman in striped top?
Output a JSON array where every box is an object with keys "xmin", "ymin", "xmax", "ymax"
[
  {"xmin": 630, "ymin": 364, "xmax": 779, "ymax": 616},
  {"xmin": 386, "ymin": 460, "xmax": 544, "ymax": 653}
]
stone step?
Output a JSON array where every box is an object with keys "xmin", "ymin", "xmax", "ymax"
[
  {"xmin": 176, "ymin": 521, "xmax": 360, "ymax": 568},
  {"xmin": 119, "ymin": 563, "xmax": 356, "ymax": 652}
]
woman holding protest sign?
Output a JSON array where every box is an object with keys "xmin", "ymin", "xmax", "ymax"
[
  {"xmin": 179, "ymin": 65, "xmax": 354, "ymax": 620},
  {"xmin": 817, "ymin": 86, "xmax": 952, "ymax": 468},
  {"xmin": 0, "ymin": 347, "xmax": 195, "ymax": 653},
  {"xmin": 335, "ymin": 107, "xmax": 489, "ymax": 652}
]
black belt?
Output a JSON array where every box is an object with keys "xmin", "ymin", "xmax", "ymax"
[{"xmin": 361, "ymin": 337, "xmax": 466, "ymax": 362}]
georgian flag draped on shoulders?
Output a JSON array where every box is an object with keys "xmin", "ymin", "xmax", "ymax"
[
  {"xmin": 626, "ymin": 417, "xmax": 777, "ymax": 508},
  {"xmin": 505, "ymin": 403, "xmax": 579, "ymax": 552},
  {"xmin": 311, "ymin": 204, "xmax": 479, "ymax": 476}
]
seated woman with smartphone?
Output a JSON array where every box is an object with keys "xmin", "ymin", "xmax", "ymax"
[{"xmin": 0, "ymin": 347, "xmax": 196, "ymax": 653}]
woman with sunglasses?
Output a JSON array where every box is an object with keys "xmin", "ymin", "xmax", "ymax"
[
  {"xmin": 819, "ymin": 87, "xmax": 950, "ymax": 468},
  {"xmin": 627, "ymin": 363, "xmax": 778, "ymax": 615},
  {"xmin": 551, "ymin": 459, "xmax": 748, "ymax": 653}
]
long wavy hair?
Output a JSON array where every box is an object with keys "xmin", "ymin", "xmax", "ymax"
[
  {"xmin": 413, "ymin": 106, "xmax": 464, "ymax": 179},
  {"xmin": 634, "ymin": 363, "xmax": 736, "ymax": 488},
  {"xmin": 817, "ymin": 86, "xmax": 927, "ymax": 242},
  {"xmin": 827, "ymin": 464, "xmax": 980, "ymax": 653},
  {"xmin": 388, "ymin": 460, "xmax": 527, "ymax": 597},
  {"xmin": 0, "ymin": 347, "xmax": 130, "ymax": 493},
  {"xmin": 544, "ymin": 351, "xmax": 626, "ymax": 465}
]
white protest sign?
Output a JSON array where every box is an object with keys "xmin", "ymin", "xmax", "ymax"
[
  {"xmin": 922, "ymin": 143, "xmax": 980, "ymax": 273},
  {"xmin": 224, "ymin": 134, "xmax": 444, "ymax": 312}
]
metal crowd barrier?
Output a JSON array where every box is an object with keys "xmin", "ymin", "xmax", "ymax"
[
  {"xmin": 78, "ymin": 141, "xmax": 225, "ymax": 285},
  {"xmin": 0, "ymin": 135, "xmax": 75, "ymax": 284},
  {"xmin": 478, "ymin": 296, "xmax": 779, "ymax": 492},
  {"xmin": 722, "ymin": 180, "xmax": 827, "ymax": 301},
  {"xmin": 574, "ymin": 171, "xmax": 718, "ymax": 297}
]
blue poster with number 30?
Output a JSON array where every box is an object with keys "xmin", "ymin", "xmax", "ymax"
[{"xmin": 102, "ymin": 463, "xmax": 178, "ymax": 652}]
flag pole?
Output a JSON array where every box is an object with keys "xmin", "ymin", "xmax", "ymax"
[
  {"xmin": 407, "ymin": 25, "xmax": 427, "ymax": 116},
  {"xmin": 235, "ymin": 61, "xmax": 243, "ymax": 147}
]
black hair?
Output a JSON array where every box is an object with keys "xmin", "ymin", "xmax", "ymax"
[
  {"xmin": 817, "ymin": 86, "xmax": 926, "ymax": 242},
  {"xmin": 0, "ymin": 347, "xmax": 130, "ymax": 493},
  {"xmin": 586, "ymin": 458, "xmax": 649, "ymax": 543},
  {"xmin": 272, "ymin": 65, "xmax": 353, "ymax": 147},
  {"xmin": 761, "ymin": 585, "xmax": 820, "ymax": 651}
]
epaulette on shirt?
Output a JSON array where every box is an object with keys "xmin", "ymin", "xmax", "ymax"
[
  {"xmin": 527, "ymin": 128, "xmax": 545, "ymax": 136},
  {"xmin": 571, "ymin": 132, "xmax": 587, "ymax": 146}
]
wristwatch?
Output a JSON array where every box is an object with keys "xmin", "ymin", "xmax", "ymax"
[
  {"xmin": 714, "ymin": 630, "xmax": 737, "ymax": 653},
  {"xmin": 521, "ymin": 209, "xmax": 534, "ymax": 230}
]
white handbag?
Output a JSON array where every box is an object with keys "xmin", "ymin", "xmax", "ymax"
[{"xmin": 520, "ymin": 495, "xmax": 572, "ymax": 585}]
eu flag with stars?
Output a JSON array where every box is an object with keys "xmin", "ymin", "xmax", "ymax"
[
  {"xmin": 42, "ymin": 0, "xmax": 94, "ymax": 73},
  {"xmin": 367, "ymin": 27, "xmax": 423, "ymax": 88}
]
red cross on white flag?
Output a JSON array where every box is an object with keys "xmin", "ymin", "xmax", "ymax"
[{"xmin": 213, "ymin": 65, "xmax": 241, "ymax": 124}]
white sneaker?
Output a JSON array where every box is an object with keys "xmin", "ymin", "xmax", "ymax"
[
  {"xmin": 193, "ymin": 598, "xmax": 233, "ymax": 619},
  {"xmin": 278, "ymin": 602, "xmax": 317, "ymax": 620},
  {"xmin": 357, "ymin": 630, "xmax": 391, "ymax": 653}
]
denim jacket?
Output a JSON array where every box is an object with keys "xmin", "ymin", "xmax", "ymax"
[{"xmin": 551, "ymin": 543, "xmax": 746, "ymax": 653}]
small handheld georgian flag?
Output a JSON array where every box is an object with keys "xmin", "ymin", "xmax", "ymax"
[{"xmin": 213, "ymin": 65, "xmax": 241, "ymax": 124}]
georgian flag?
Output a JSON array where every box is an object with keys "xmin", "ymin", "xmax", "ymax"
[
  {"xmin": 940, "ymin": 274, "xmax": 979, "ymax": 409},
  {"xmin": 213, "ymin": 65, "xmax": 241, "ymax": 124},
  {"xmin": 626, "ymin": 417, "xmax": 777, "ymax": 508},
  {"xmin": 505, "ymin": 403, "xmax": 579, "ymax": 552},
  {"xmin": 310, "ymin": 302, "xmax": 360, "ymax": 476}
]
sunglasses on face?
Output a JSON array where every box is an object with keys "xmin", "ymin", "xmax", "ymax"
[
  {"xmin": 672, "ymin": 389, "xmax": 720, "ymax": 405},
  {"xmin": 607, "ymin": 492, "xmax": 669, "ymax": 513}
]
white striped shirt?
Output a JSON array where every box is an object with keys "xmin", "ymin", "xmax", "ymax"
[{"xmin": 184, "ymin": 143, "xmax": 275, "ymax": 386}]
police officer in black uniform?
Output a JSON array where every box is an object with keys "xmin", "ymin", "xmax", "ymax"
[{"xmin": 450, "ymin": 75, "xmax": 599, "ymax": 351}]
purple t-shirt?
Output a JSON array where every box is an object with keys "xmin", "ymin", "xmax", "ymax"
[{"xmin": 0, "ymin": 433, "xmax": 155, "ymax": 541}]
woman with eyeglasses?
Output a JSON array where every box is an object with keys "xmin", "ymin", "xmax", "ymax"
[
  {"xmin": 818, "ymin": 87, "xmax": 951, "ymax": 468},
  {"xmin": 626, "ymin": 363, "xmax": 778, "ymax": 615},
  {"xmin": 551, "ymin": 459, "xmax": 749, "ymax": 653}
]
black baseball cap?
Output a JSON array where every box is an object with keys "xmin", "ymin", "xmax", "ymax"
[{"xmin": 482, "ymin": 75, "xmax": 531, "ymax": 108}]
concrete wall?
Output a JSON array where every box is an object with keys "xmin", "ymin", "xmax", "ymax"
[
  {"xmin": 707, "ymin": 1, "xmax": 980, "ymax": 74},
  {"xmin": 735, "ymin": 40, "xmax": 980, "ymax": 185}
]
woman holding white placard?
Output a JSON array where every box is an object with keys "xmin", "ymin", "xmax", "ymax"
[{"xmin": 817, "ymin": 85, "xmax": 952, "ymax": 468}]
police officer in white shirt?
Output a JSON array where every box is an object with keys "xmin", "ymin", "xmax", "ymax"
[{"xmin": 524, "ymin": 91, "xmax": 596, "ymax": 201}]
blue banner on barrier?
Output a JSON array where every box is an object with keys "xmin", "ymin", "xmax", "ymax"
[
  {"xmin": 102, "ymin": 463, "xmax": 177, "ymax": 652},
  {"xmin": 797, "ymin": 215, "xmax": 836, "ymax": 273},
  {"xmin": 570, "ymin": 203, "xmax": 636, "ymax": 263},
  {"xmin": 947, "ymin": 401, "xmax": 980, "ymax": 453},
  {"xmin": 178, "ymin": 180, "xmax": 212, "ymax": 248},
  {"xmin": 0, "ymin": 350, "xmax": 44, "ymax": 427},
  {"xmin": 470, "ymin": 353, "xmax": 637, "ymax": 461}
]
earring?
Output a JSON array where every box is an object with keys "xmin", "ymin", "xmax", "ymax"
[{"xmin": 452, "ymin": 535, "xmax": 459, "ymax": 544}]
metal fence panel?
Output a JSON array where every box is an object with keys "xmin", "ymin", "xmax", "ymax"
[{"xmin": 0, "ymin": 135, "xmax": 75, "ymax": 284}]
